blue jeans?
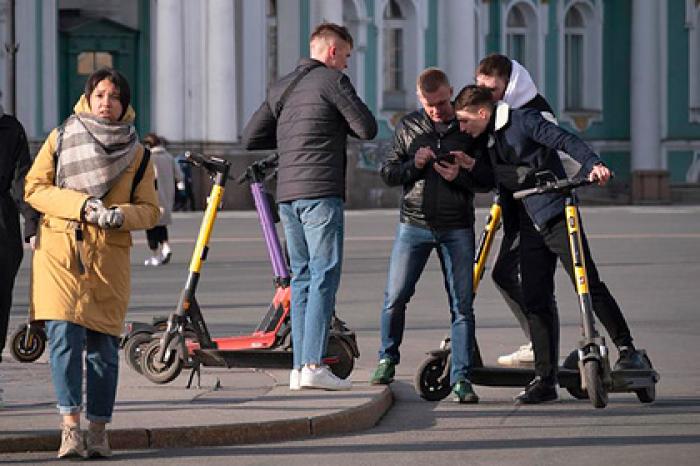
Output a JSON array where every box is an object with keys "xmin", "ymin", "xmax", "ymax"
[
  {"xmin": 379, "ymin": 223, "xmax": 475, "ymax": 384},
  {"xmin": 46, "ymin": 320, "xmax": 120, "ymax": 423},
  {"xmin": 279, "ymin": 197, "xmax": 344, "ymax": 368}
]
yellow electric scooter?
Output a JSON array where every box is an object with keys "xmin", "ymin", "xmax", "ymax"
[{"xmin": 415, "ymin": 174, "xmax": 659, "ymax": 408}]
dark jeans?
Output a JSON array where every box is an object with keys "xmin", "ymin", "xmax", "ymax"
[
  {"xmin": 146, "ymin": 225, "xmax": 169, "ymax": 250},
  {"xmin": 0, "ymin": 229, "xmax": 22, "ymax": 358},
  {"xmin": 519, "ymin": 206, "xmax": 633, "ymax": 381},
  {"xmin": 491, "ymin": 231, "xmax": 530, "ymax": 339}
]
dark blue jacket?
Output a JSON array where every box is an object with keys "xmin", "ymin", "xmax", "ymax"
[{"xmin": 488, "ymin": 103, "xmax": 600, "ymax": 229}]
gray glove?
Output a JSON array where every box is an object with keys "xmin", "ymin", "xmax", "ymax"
[
  {"xmin": 82, "ymin": 198, "xmax": 124, "ymax": 229},
  {"xmin": 97, "ymin": 207, "xmax": 124, "ymax": 229},
  {"xmin": 82, "ymin": 198, "xmax": 106, "ymax": 224}
]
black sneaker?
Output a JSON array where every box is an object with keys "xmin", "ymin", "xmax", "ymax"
[
  {"xmin": 614, "ymin": 346, "xmax": 646, "ymax": 370},
  {"xmin": 514, "ymin": 377, "xmax": 558, "ymax": 404}
]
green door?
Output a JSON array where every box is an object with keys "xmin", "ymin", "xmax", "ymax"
[{"xmin": 60, "ymin": 18, "xmax": 141, "ymax": 131}]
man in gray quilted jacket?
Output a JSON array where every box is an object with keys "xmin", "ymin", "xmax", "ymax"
[{"xmin": 243, "ymin": 23, "xmax": 377, "ymax": 391}]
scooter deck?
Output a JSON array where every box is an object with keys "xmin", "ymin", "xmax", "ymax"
[
  {"xmin": 193, "ymin": 348, "xmax": 293, "ymax": 369},
  {"xmin": 470, "ymin": 366, "xmax": 659, "ymax": 392}
]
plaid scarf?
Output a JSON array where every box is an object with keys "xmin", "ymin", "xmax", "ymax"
[{"xmin": 55, "ymin": 113, "xmax": 138, "ymax": 198}]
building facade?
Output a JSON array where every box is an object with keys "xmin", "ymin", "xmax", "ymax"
[{"xmin": 2, "ymin": 0, "xmax": 699, "ymax": 206}]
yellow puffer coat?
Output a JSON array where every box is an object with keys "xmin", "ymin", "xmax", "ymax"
[{"xmin": 25, "ymin": 97, "xmax": 160, "ymax": 336}]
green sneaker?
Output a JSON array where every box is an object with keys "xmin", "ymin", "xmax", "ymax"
[
  {"xmin": 452, "ymin": 380, "xmax": 479, "ymax": 404},
  {"xmin": 369, "ymin": 359, "xmax": 396, "ymax": 385}
]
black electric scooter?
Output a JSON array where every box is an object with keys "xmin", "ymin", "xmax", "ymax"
[
  {"xmin": 137, "ymin": 152, "xmax": 358, "ymax": 387},
  {"xmin": 415, "ymin": 174, "xmax": 659, "ymax": 408}
]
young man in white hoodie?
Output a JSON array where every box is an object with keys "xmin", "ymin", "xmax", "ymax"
[
  {"xmin": 475, "ymin": 54, "xmax": 567, "ymax": 367},
  {"xmin": 473, "ymin": 54, "xmax": 644, "ymax": 375}
]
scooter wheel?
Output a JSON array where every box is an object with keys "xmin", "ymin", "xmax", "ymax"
[
  {"xmin": 562, "ymin": 350, "xmax": 588, "ymax": 400},
  {"xmin": 584, "ymin": 359, "xmax": 608, "ymax": 409},
  {"xmin": 10, "ymin": 324, "xmax": 47, "ymax": 363},
  {"xmin": 414, "ymin": 353, "xmax": 451, "ymax": 401},
  {"xmin": 140, "ymin": 338, "xmax": 184, "ymax": 384},
  {"xmin": 325, "ymin": 336, "xmax": 354, "ymax": 379},
  {"xmin": 123, "ymin": 332, "xmax": 153, "ymax": 375},
  {"xmin": 635, "ymin": 353, "xmax": 656, "ymax": 403}
]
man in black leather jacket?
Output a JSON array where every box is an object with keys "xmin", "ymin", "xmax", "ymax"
[{"xmin": 369, "ymin": 68, "xmax": 489, "ymax": 404}]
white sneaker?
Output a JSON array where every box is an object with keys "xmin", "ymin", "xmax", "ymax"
[
  {"xmin": 144, "ymin": 256, "xmax": 162, "ymax": 267},
  {"xmin": 300, "ymin": 366, "xmax": 351, "ymax": 391},
  {"xmin": 289, "ymin": 368, "xmax": 301, "ymax": 390},
  {"xmin": 497, "ymin": 342, "xmax": 535, "ymax": 367}
]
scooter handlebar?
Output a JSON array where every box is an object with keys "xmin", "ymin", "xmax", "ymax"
[
  {"xmin": 512, "ymin": 177, "xmax": 595, "ymax": 200},
  {"xmin": 184, "ymin": 151, "xmax": 207, "ymax": 167}
]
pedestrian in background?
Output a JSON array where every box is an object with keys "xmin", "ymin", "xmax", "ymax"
[
  {"xmin": 243, "ymin": 22, "xmax": 377, "ymax": 391},
  {"xmin": 0, "ymin": 99, "xmax": 31, "ymax": 408},
  {"xmin": 174, "ymin": 152, "xmax": 195, "ymax": 211},
  {"xmin": 142, "ymin": 132, "xmax": 183, "ymax": 266},
  {"xmin": 24, "ymin": 67, "xmax": 159, "ymax": 458}
]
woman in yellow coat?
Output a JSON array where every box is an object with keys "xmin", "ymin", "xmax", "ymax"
[{"xmin": 24, "ymin": 68, "xmax": 159, "ymax": 459}]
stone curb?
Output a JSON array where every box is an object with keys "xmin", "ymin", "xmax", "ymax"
[{"xmin": 0, "ymin": 386, "xmax": 393, "ymax": 454}]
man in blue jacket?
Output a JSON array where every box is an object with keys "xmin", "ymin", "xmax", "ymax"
[{"xmin": 453, "ymin": 85, "xmax": 646, "ymax": 404}]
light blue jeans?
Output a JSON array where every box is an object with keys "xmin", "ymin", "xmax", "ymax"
[
  {"xmin": 46, "ymin": 320, "xmax": 120, "ymax": 423},
  {"xmin": 379, "ymin": 222, "xmax": 475, "ymax": 384},
  {"xmin": 279, "ymin": 197, "xmax": 344, "ymax": 369}
]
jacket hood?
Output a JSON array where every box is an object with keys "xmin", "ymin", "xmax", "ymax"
[
  {"xmin": 502, "ymin": 59, "xmax": 538, "ymax": 109},
  {"xmin": 73, "ymin": 94, "xmax": 136, "ymax": 123}
]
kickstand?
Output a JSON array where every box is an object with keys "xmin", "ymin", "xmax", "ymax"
[{"xmin": 186, "ymin": 361, "xmax": 201, "ymax": 389}]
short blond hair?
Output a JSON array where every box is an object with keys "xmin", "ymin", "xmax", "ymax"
[
  {"xmin": 310, "ymin": 22, "xmax": 354, "ymax": 48},
  {"xmin": 417, "ymin": 67, "xmax": 450, "ymax": 94}
]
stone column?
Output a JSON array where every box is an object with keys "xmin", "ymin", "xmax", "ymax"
[
  {"xmin": 630, "ymin": 0, "xmax": 668, "ymax": 202},
  {"xmin": 154, "ymin": 0, "xmax": 185, "ymax": 141},
  {"xmin": 311, "ymin": 0, "xmax": 342, "ymax": 26},
  {"xmin": 206, "ymin": 0, "xmax": 237, "ymax": 142},
  {"xmin": 241, "ymin": 0, "xmax": 266, "ymax": 129},
  {"xmin": 440, "ymin": 0, "xmax": 476, "ymax": 91}
]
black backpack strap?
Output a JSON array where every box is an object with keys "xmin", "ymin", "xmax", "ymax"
[
  {"xmin": 52, "ymin": 122, "xmax": 67, "ymax": 174},
  {"xmin": 131, "ymin": 148, "xmax": 150, "ymax": 201},
  {"xmin": 274, "ymin": 62, "xmax": 323, "ymax": 118}
]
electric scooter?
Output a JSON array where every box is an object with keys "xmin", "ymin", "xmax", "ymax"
[
  {"xmin": 415, "ymin": 174, "xmax": 659, "ymax": 408},
  {"xmin": 137, "ymin": 152, "xmax": 358, "ymax": 387}
]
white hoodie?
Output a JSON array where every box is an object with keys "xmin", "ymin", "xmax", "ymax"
[{"xmin": 501, "ymin": 59, "xmax": 580, "ymax": 177}]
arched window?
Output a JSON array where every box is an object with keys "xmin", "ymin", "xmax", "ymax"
[
  {"xmin": 564, "ymin": 6, "xmax": 584, "ymax": 110},
  {"xmin": 558, "ymin": 1, "xmax": 602, "ymax": 131},
  {"xmin": 505, "ymin": 2, "xmax": 539, "ymax": 83},
  {"xmin": 266, "ymin": 0, "xmax": 278, "ymax": 86},
  {"xmin": 383, "ymin": 0, "xmax": 405, "ymax": 109},
  {"xmin": 507, "ymin": 6, "xmax": 527, "ymax": 65},
  {"xmin": 689, "ymin": 3, "xmax": 700, "ymax": 122},
  {"xmin": 343, "ymin": 0, "xmax": 368, "ymax": 100}
]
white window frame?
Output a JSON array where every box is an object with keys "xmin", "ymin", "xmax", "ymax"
[
  {"xmin": 501, "ymin": 0, "xmax": 546, "ymax": 90},
  {"xmin": 687, "ymin": 0, "xmax": 700, "ymax": 123},
  {"xmin": 343, "ymin": 0, "xmax": 369, "ymax": 101},
  {"xmin": 557, "ymin": 0, "xmax": 603, "ymax": 132},
  {"xmin": 475, "ymin": 1, "xmax": 490, "ymax": 62},
  {"xmin": 376, "ymin": 0, "xmax": 425, "ymax": 117}
]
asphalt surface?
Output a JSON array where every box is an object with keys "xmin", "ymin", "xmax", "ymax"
[{"xmin": 1, "ymin": 205, "xmax": 699, "ymax": 465}]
